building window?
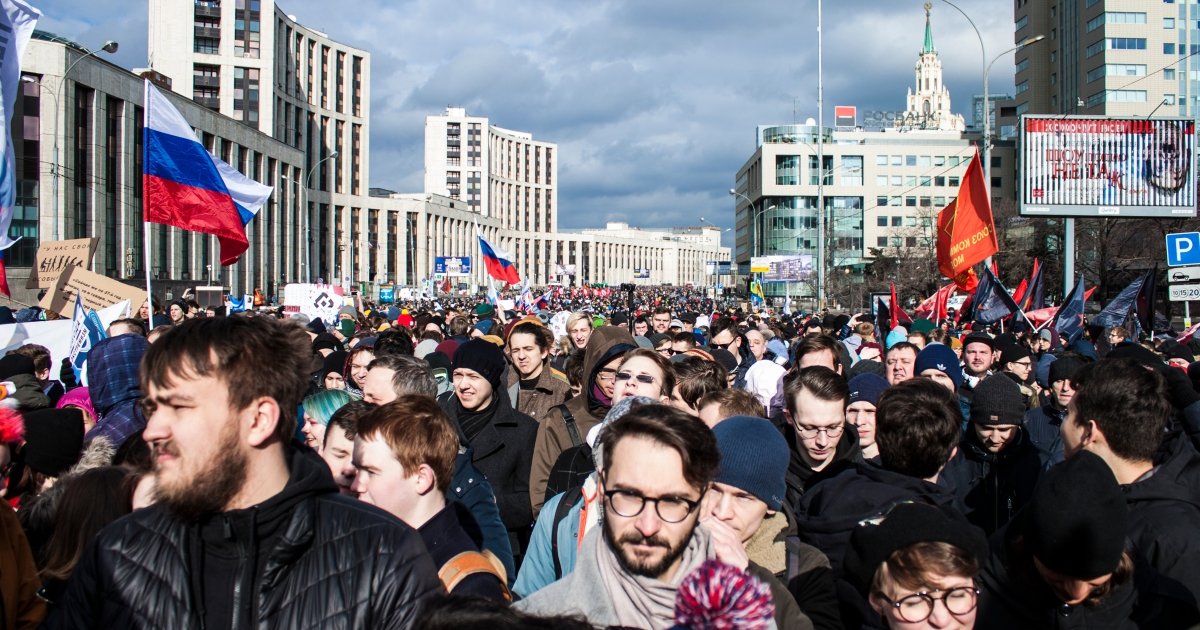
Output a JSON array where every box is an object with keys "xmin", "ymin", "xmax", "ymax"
[
  {"xmin": 233, "ymin": 0, "xmax": 261, "ymax": 59},
  {"xmin": 1015, "ymin": 80, "xmax": 1029, "ymax": 94},
  {"xmin": 1165, "ymin": 94, "xmax": 1176, "ymax": 105},
  {"xmin": 1087, "ymin": 12, "xmax": 1146, "ymax": 33},
  {"xmin": 877, "ymin": 216, "xmax": 887, "ymax": 227},
  {"xmin": 1015, "ymin": 15, "xmax": 1028, "ymax": 32},
  {"xmin": 876, "ymin": 236, "xmax": 888, "ymax": 248},
  {"xmin": 1016, "ymin": 58, "xmax": 1029, "ymax": 74},
  {"xmin": 232, "ymin": 67, "xmax": 260, "ymax": 124},
  {"xmin": 875, "ymin": 154, "xmax": 888, "ymax": 166},
  {"xmin": 1165, "ymin": 17, "xmax": 1175, "ymax": 28},
  {"xmin": 1165, "ymin": 42, "xmax": 1176, "ymax": 54},
  {"xmin": 1165, "ymin": 68, "xmax": 1176, "ymax": 79},
  {"xmin": 776, "ymin": 155, "xmax": 800, "ymax": 185}
]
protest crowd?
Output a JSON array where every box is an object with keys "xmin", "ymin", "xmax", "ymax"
[{"xmin": 2, "ymin": 280, "xmax": 1200, "ymax": 630}]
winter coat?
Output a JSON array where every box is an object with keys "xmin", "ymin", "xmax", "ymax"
[
  {"xmin": 794, "ymin": 461, "xmax": 965, "ymax": 629},
  {"xmin": 418, "ymin": 501, "xmax": 507, "ymax": 601},
  {"xmin": 43, "ymin": 451, "xmax": 442, "ymax": 630},
  {"xmin": 938, "ymin": 427, "xmax": 1042, "ymax": 536},
  {"xmin": 448, "ymin": 449, "xmax": 515, "ymax": 582},
  {"xmin": 1124, "ymin": 429, "xmax": 1200, "ymax": 605},
  {"xmin": 783, "ymin": 426, "xmax": 862, "ymax": 516},
  {"xmin": 507, "ymin": 365, "xmax": 571, "ymax": 424},
  {"xmin": 977, "ymin": 533, "xmax": 1141, "ymax": 630},
  {"xmin": 529, "ymin": 326, "xmax": 636, "ymax": 515},
  {"xmin": 6, "ymin": 374, "xmax": 49, "ymax": 412},
  {"xmin": 84, "ymin": 335, "xmax": 149, "ymax": 449},
  {"xmin": 0, "ymin": 504, "xmax": 44, "ymax": 629},
  {"xmin": 1024, "ymin": 402, "xmax": 1069, "ymax": 468},
  {"xmin": 440, "ymin": 389, "xmax": 538, "ymax": 554}
]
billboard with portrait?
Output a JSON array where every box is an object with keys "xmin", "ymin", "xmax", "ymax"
[
  {"xmin": 751, "ymin": 255, "xmax": 814, "ymax": 282},
  {"xmin": 1020, "ymin": 116, "xmax": 1197, "ymax": 217}
]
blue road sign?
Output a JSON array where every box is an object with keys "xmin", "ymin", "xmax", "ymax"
[{"xmin": 1166, "ymin": 232, "xmax": 1200, "ymax": 267}]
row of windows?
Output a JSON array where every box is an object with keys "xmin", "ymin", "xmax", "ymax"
[
  {"xmin": 1086, "ymin": 63, "xmax": 1146, "ymax": 83},
  {"xmin": 874, "ymin": 175, "xmax": 961, "ymax": 188},
  {"xmin": 1086, "ymin": 37, "xmax": 1146, "ymax": 58},
  {"xmin": 874, "ymin": 196, "xmax": 948, "ymax": 209},
  {"xmin": 1086, "ymin": 89, "xmax": 1147, "ymax": 107},
  {"xmin": 1086, "ymin": 12, "xmax": 1146, "ymax": 33},
  {"xmin": 872, "ymin": 154, "xmax": 967, "ymax": 168},
  {"xmin": 1163, "ymin": 43, "xmax": 1200, "ymax": 55}
]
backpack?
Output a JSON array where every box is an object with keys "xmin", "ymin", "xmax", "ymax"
[
  {"xmin": 545, "ymin": 404, "xmax": 594, "ymax": 497},
  {"xmin": 549, "ymin": 485, "xmax": 585, "ymax": 581},
  {"xmin": 437, "ymin": 549, "xmax": 512, "ymax": 602}
]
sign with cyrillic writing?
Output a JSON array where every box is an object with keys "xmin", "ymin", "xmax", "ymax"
[
  {"xmin": 26, "ymin": 238, "xmax": 99, "ymax": 289},
  {"xmin": 39, "ymin": 266, "xmax": 145, "ymax": 315}
]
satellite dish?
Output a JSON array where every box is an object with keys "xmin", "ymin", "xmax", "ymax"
[{"xmin": 805, "ymin": 117, "xmax": 817, "ymax": 126}]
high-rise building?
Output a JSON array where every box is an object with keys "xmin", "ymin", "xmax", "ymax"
[
  {"xmin": 902, "ymin": 5, "xmax": 965, "ymax": 132},
  {"xmin": 1015, "ymin": 1, "xmax": 1180, "ymax": 117}
]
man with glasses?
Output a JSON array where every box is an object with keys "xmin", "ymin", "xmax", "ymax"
[
  {"xmin": 997, "ymin": 344, "xmax": 1038, "ymax": 411},
  {"xmin": 795, "ymin": 378, "xmax": 966, "ymax": 628},
  {"xmin": 516, "ymin": 405, "xmax": 722, "ymax": 629},
  {"xmin": 782, "ymin": 366, "xmax": 861, "ymax": 512},
  {"xmin": 709, "ymin": 316, "xmax": 753, "ymax": 389}
]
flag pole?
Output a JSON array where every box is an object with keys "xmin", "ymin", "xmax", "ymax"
[{"xmin": 141, "ymin": 80, "xmax": 155, "ymax": 330}]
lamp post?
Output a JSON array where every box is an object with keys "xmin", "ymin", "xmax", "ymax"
[
  {"xmin": 50, "ymin": 40, "xmax": 118, "ymax": 242},
  {"xmin": 302, "ymin": 150, "xmax": 338, "ymax": 283}
]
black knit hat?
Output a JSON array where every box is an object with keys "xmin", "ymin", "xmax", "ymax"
[
  {"xmin": 1048, "ymin": 356, "xmax": 1086, "ymax": 385},
  {"xmin": 970, "ymin": 375, "xmax": 1026, "ymax": 425},
  {"xmin": 998, "ymin": 343, "xmax": 1031, "ymax": 366},
  {"xmin": 452, "ymin": 338, "xmax": 507, "ymax": 390},
  {"xmin": 1027, "ymin": 451, "xmax": 1128, "ymax": 580},
  {"xmin": 21, "ymin": 408, "xmax": 85, "ymax": 477},
  {"xmin": 844, "ymin": 502, "xmax": 989, "ymax": 597},
  {"xmin": 0, "ymin": 354, "xmax": 34, "ymax": 381}
]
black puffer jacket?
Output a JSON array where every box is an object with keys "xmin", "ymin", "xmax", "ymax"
[
  {"xmin": 1125, "ymin": 429, "xmax": 1200, "ymax": 605},
  {"xmin": 938, "ymin": 427, "xmax": 1042, "ymax": 536},
  {"xmin": 43, "ymin": 451, "xmax": 442, "ymax": 630}
]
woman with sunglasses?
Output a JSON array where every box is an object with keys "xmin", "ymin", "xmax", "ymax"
[
  {"xmin": 845, "ymin": 502, "xmax": 989, "ymax": 630},
  {"xmin": 611, "ymin": 348, "xmax": 674, "ymax": 404}
]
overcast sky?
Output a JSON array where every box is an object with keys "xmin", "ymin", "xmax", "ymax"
[{"xmin": 37, "ymin": 0, "xmax": 1017, "ymax": 241}]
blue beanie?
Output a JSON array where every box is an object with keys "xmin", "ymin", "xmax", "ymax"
[
  {"xmin": 712, "ymin": 416, "xmax": 788, "ymax": 510},
  {"xmin": 847, "ymin": 373, "xmax": 889, "ymax": 408},
  {"xmin": 914, "ymin": 343, "xmax": 963, "ymax": 389},
  {"xmin": 885, "ymin": 329, "xmax": 907, "ymax": 349}
]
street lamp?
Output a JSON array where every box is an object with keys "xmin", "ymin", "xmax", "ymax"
[
  {"xmin": 48, "ymin": 40, "xmax": 118, "ymax": 242},
  {"xmin": 302, "ymin": 150, "xmax": 338, "ymax": 283}
]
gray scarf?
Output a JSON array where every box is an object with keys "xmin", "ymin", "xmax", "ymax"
[{"xmin": 591, "ymin": 521, "xmax": 715, "ymax": 629}]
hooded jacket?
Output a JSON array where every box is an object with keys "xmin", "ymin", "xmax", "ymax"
[
  {"xmin": 938, "ymin": 426, "xmax": 1043, "ymax": 536},
  {"xmin": 85, "ymin": 334, "xmax": 149, "ymax": 449},
  {"xmin": 784, "ymin": 426, "xmax": 861, "ymax": 515},
  {"xmin": 1124, "ymin": 430, "xmax": 1200, "ymax": 604},
  {"xmin": 1024, "ymin": 402, "xmax": 1069, "ymax": 468},
  {"xmin": 529, "ymin": 326, "xmax": 635, "ymax": 515},
  {"xmin": 43, "ymin": 451, "xmax": 442, "ymax": 630}
]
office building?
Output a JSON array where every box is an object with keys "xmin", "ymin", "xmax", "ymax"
[{"xmin": 1015, "ymin": 1, "xmax": 1181, "ymax": 117}]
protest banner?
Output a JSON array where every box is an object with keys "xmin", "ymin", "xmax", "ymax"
[
  {"xmin": 282, "ymin": 283, "xmax": 345, "ymax": 324},
  {"xmin": 39, "ymin": 266, "xmax": 146, "ymax": 315},
  {"xmin": 26, "ymin": 237, "xmax": 99, "ymax": 289}
]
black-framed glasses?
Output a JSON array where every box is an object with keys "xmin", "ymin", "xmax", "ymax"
[
  {"xmin": 876, "ymin": 586, "xmax": 979, "ymax": 623},
  {"xmin": 615, "ymin": 372, "xmax": 656, "ymax": 384},
  {"xmin": 795, "ymin": 423, "xmax": 845, "ymax": 440},
  {"xmin": 602, "ymin": 482, "xmax": 700, "ymax": 523}
]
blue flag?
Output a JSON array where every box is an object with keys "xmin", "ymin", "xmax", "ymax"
[
  {"xmin": 1053, "ymin": 274, "xmax": 1087, "ymax": 343},
  {"xmin": 1092, "ymin": 273, "xmax": 1146, "ymax": 336},
  {"xmin": 68, "ymin": 299, "xmax": 107, "ymax": 378}
]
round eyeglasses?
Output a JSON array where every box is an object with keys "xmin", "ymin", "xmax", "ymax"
[{"xmin": 877, "ymin": 586, "xmax": 979, "ymax": 623}]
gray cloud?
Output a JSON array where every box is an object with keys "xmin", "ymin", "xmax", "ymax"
[{"xmin": 36, "ymin": 0, "xmax": 1016, "ymax": 246}]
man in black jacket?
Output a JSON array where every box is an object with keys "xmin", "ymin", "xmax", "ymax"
[
  {"xmin": 782, "ymin": 366, "xmax": 861, "ymax": 513},
  {"xmin": 45, "ymin": 317, "xmax": 441, "ymax": 629},
  {"xmin": 1063, "ymin": 358, "xmax": 1200, "ymax": 608}
]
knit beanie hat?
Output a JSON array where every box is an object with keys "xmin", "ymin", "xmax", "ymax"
[
  {"xmin": 998, "ymin": 343, "xmax": 1031, "ymax": 366},
  {"xmin": 21, "ymin": 408, "xmax": 85, "ymax": 477},
  {"xmin": 311, "ymin": 333, "xmax": 341, "ymax": 355},
  {"xmin": 321, "ymin": 351, "xmax": 347, "ymax": 378},
  {"xmin": 970, "ymin": 375, "xmax": 1026, "ymax": 425},
  {"xmin": 914, "ymin": 344, "xmax": 963, "ymax": 389},
  {"xmin": 474, "ymin": 303, "xmax": 496, "ymax": 318},
  {"xmin": 884, "ymin": 329, "xmax": 907, "ymax": 350},
  {"xmin": 1027, "ymin": 451, "xmax": 1128, "ymax": 580},
  {"xmin": 844, "ymin": 502, "xmax": 989, "ymax": 597},
  {"xmin": 0, "ymin": 354, "xmax": 34, "ymax": 381},
  {"xmin": 1048, "ymin": 355, "xmax": 1087, "ymax": 385},
  {"xmin": 710, "ymin": 348, "xmax": 739, "ymax": 375},
  {"xmin": 712, "ymin": 416, "xmax": 788, "ymax": 510},
  {"xmin": 452, "ymin": 338, "xmax": 507, "ymax": 390},
  {"xmin": 847, "ymin": 373, "xmax": 889, "ymax": 408},
  {"xmin": 474, "ymin": 319, "xmax": 495, "ymax": 335}
]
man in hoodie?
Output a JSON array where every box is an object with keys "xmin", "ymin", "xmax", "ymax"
[
  {"xmin": 45, "ymin": 316, "xmax": 441, "ymax": 629},
  {"xmin": 1063, "ymin": 357, "xmax": 1200, "ymax": 606},
  {"xmin": 782, "ymin": 366, "xmax": 861, "ymax": 513},
  {"xmin": 83, "ymin": 335, "xmax": 150, "ymax": 450},
  {"xmin": 529, "ymin": 325, "xmax": 636, "ymax": 515}
]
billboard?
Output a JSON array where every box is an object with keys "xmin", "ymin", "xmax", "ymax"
[
  {"xmin": 555, "ymin": 263, "xmax": 577, "ymax": 277},
  {"xmin": 706, "ymin": 260, "xmax": 734, "ymax": 275},
  {"xmin": 1020, "ymin": 116, "xmax": 1197, "ymax": 218},
  {"xmin": 750, "ymin": 255, "xmax": 814, "ymax": 282},
  {"xmin": 434, "ymin": 256, "xmax": 472, "ymax": 277},
  {"xmin": 633, "ymin": 268, "xmax": 651, "ymax": 279}
]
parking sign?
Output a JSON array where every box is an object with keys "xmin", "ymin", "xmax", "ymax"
[{"xmin": 1166, "ymin": 232, "xmax": 1200, "ymax": 267}]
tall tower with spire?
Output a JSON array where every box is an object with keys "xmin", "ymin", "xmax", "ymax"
[{"xmin": 899, "ymin": 3, "xmax": 965, "ymax": 131}]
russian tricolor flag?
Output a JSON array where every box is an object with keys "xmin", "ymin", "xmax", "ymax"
[
  {"xmin": 477, "ymin": 228, "xmax": 521, "ymax": 284},
  {"xmin": 142, "ymin": 81, "xmax": 272, "ymax": 265}
]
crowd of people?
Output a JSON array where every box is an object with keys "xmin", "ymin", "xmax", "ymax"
[{"xmin": 1, "ymin": 284, "xmax": 1199, "ymax": 629}]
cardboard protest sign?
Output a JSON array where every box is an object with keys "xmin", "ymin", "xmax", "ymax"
[
  {"xmin": 282, "ymin": 283, "xmax": 345, "ymax": 325},
  {"xmin": 26, "ymin": 237, "xmax": 100, "ymax": 289},
  {"xmin": 39, "ymin": 266, "xmax": 146, "ymax": 316}
]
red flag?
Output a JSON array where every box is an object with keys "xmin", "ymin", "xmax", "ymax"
[
  {"xmin": 1011, "ymin": 278, "xmax": 1029, "ymax": 307},
  {"xmin": 936, "ymin": 151, "xmax": 999, "ymax": 281},
  {"xmin": 951, "ymin": 268, "xmax": 979, "ymax": 293},
  {"xmin": 933, "ymin": 283, "xmax": 955, "ymax": 323},
  {"xmin": 890, "ymin": 282, "xmax": 913, "ymax": 329}
]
